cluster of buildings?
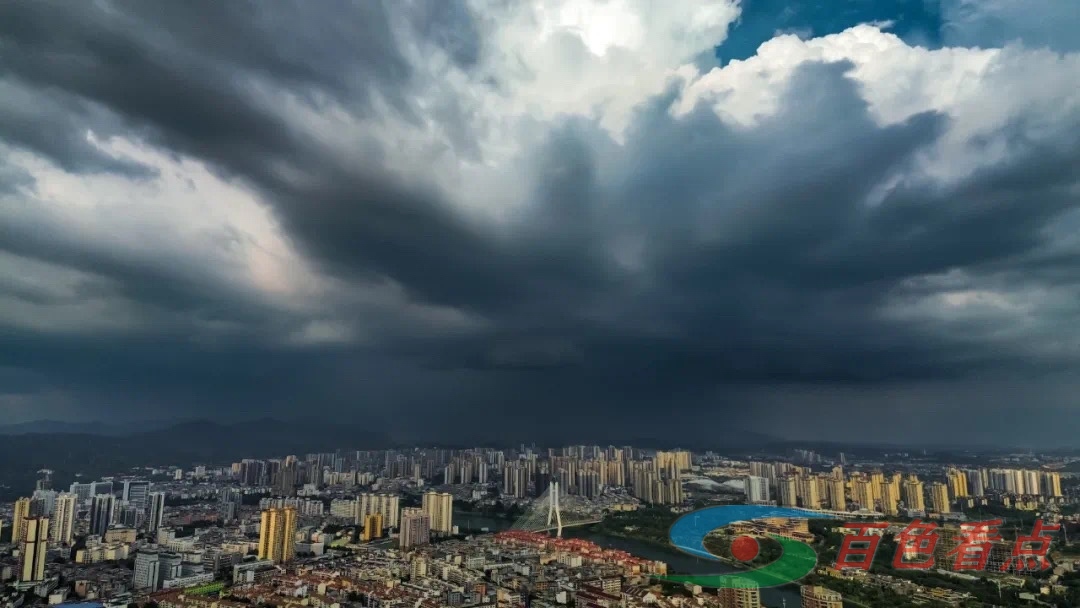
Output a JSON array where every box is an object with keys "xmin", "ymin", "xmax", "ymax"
[
  {"xmin": 702, "ymin": 583, "xmax": 841, "ymax": 608},
  {"xmin": 251, "ymin": 489, "xmax": 455, "ymax": 565},
  {"xmin": 3, "ymin": 475, "xmax": 168, "ymax": 590},
  {"xmin": 0, "ymin": 444, "xmax": 756, "ymax": 608},
  {"xmin": 4, "ymin": 444, "xmax": 1079, "ymax": 608},
  {"xmin": 233, "ymin": 448, "xmax": 690, "ymax": 506},
  {"xmin": 138, "ymin": 530, "xmax": 843, "ymax": 608},
  {"xmin": 744, "ymin": 461, "xmax": 1065, "ymax": 517}
]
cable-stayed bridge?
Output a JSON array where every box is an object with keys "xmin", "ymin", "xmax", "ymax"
[{"xmin": 509, "ymin": 482, "xmax": 602, "ymax": 537}]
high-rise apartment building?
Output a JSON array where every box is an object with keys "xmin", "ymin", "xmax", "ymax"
[
  {"xmin": 147, "ymin": 492, "xmax": 166, "ymax": 533},
  {"xmin": 258, "ymin": 507, "xmax": 297, "ymax": 564},
  {"xmin": 362, "ymin": 513, "xmax": 384, "ymax": 541},
  {"xmin": 744, "ymin": 476, "xmax": 770, "ymax": 504},
  {"xmin": 869, "ymin": 471, "xmax": 885, "ymax": 503},
  {"xmin": 800, "ymin": 585, "xmax": 842, "ymax": 608},
  {"xmin": 827, "ymin": 478, "xmax": 846, "ymax": 511},
  {"xmin": 779, "ymin": 475, "xmax": 798, "ymax": 507},
  {"xmin": 31, "ymin": 490, "xmax": 57, "ymax": 517},
  {"xmin": 929, "ymin": 482, "xmax": 950, "ymax": 514},
  {"xmin": 503, "ymin": 463, "xmax": 529, "ymax": 498},
  {"xmin": 946, "ymin": 468, "xmax": 968, "ymax": 499},
  {"xmin": 880, "ymin": 480, "xmax": 900, "ymax": 516},
  {"xmin": 852, "ymin": 478, "xmax": 873, "ymax": 511},
  {"xmin": 1024, "ymin": 470, "xmax": 1040, "ymax": 496},
  {"xmin": 1042, "ymin": 472, "xmax": 1063, "ymax": 497},
  {"xmin": 51, "ymin": 493, "xmax": 77, "ymax": 545},
  {"xmin": 422, "ymin": 491, "xmax": 453, "ymax": 535},
  {"xmin": 19, "ymin": 517, "xmax": 49, "ymax": 583},
  {"xmin": 219, "ymin": 488, "xmax": 243, "ymax": 523},
  {"xmin": 12, "ymin": 497, "xmax": 31, "ymax": 544},
  {"xmin": 399, "ymin": 508, "xmax": 431, "ymax": 549},
  {"xmin": 356, "ymin": 493, "xmax": 400, "ymax": 529},
  {"xmin": 903, "ymin": 479, "xmax": 925, "ymax": 513},
  {"xmin": 274, "ymin": 459, "xmax": 298, "ymax": 497},
  {"xmin": 965, "ymin": 469, "xmax": 985, "ymax": 497},
  {"xmin": 797, "ymin": 475, "xmax": 821, "ymax": 510},
  {"xmin": 655, "ymin": 450, "xmax": 692, "ymax": 473}
]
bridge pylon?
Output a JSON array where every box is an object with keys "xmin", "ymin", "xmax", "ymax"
[
  {"xmin": 510, "ymin": 480, "xmax": 598, "ymax": 537},
  {"xmin": 546, "ymin": 481, "xmax": 562, "ymax": 537}
]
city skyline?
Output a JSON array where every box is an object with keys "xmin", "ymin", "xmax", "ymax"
[
  {"xmin": 1, "ymin": 440, "xmax": 1075, "ymax": 607},
  {"xmin": 2, "ymin": 1, "xmax": 1080, "ymax": 445}
]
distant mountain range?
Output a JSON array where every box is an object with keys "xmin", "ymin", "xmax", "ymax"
[
  {"xmin": 0, "ymin": 419, "xmax": 176, "ymax": 436},
  {"xmin": 0, "ymin": 418, "xmax": 782, "ymax": 449}
]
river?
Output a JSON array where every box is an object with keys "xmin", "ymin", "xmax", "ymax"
[{"xmin": 452, "ymin": 510, "xmax": 802, "ymax": 608}]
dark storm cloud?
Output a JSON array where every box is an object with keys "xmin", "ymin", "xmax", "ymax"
[
  {"xmin": 0, "ymin": 80, "xmax": 155, "ymax": 177},
  {"xmin": 1, "ymin": 0, "xmax": 1080, "ymax": 441}
]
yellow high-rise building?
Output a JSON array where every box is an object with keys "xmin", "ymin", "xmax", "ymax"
[
  {"xmin": 800, "ymin": 585, "xmax": 842, "ymax": 608},
  {"xmin": 797, "ymin": 475, "xmax": 821, "ymax": 510},
  {"xmin": 355, "ymin": 493, "xmax": 400, "ymax": 529},
  {"xmin": 362, "ymin": 513, "xmax": 384, "ymax": 541},
  {"xmin": 929, "ymin": 482, "xmax": 950, "ymax": 514},
  {"xmin": 257, "ymin": 507, "xmax": 297, "ymax": 564},
  {"xmin": 1042, "ymin": 472, "xmax": 1063, "ymax": 498},
  {"xmin": 656, "ymin": 450, "xmax": 692, "ymax": 472},
  {"xmin": 779, "ymin": 475, "xmax": 799, "ymax": 507},
  {"xmin": 815, "ymin": 476, "xmax": 828, "ymax": 505},
  {"xmin": 12, "ymin": 497, "xmax": 31, "ymax": 544},
  {"xmin": 827, "ymin": 478, "xmax": 846, "ymax": 511},
  {"xmin": 422, "ymin": 491, "xmax": 453, "ymax": 535},
  {"xmin": 881, "ymin": 481, "xmax": 900, "ymax": 516},
  {"xmin": 889, "ymin": 475, "xmax": 902, "ymax": 509},
  {"xmin": 869, "ymin": 471, "xmax": 885, "ymax": 502},
  {"xmin": 20, "ymin": 516, "xmax": 49, "ymax": 583},
  {"xmin": 903, "ymin": 479, "xmax": 925, "ymax": 512},
  {"xmin": 946, "ymin": 468, "xmax": 968, "ymax": 499},
  {"xmin": 852, "ymin": 478, "xmax": 873, "ymax": 511}
]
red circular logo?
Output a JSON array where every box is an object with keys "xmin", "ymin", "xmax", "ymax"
[{"xmin": 730, "ymin": 535, "xmax": 760, "ymax": 562}]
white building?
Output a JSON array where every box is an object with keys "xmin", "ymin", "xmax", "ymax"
[{"xmin": 744, "ymin": 475, "xmax": 771, "ymax": 504}]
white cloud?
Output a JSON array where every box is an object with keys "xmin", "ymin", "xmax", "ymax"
[
  {"xmin": 299, "ymin": 0, "xmax": 743, "ymax": 222},
  {"xmin": 4, "ymin": 1, "xmax": 1080, "ymax": 365},
  {"xmin": 0, "ymin": 132, "xmax": 487, "ymax": 342},
  {"xmin": 674, "ymin": 24, "xmax": 1080, "ymax": 185}
]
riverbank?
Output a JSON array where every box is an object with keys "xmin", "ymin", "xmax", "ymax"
[
  {"xmin": 450, "ymin": 511, "xmax": 800, "ymax": 608},
  {"xmin": 574, "ymin": 529, "xmax": 746, "ymax": 570},
  {"xmin": 568, "ymin": 530, "xmax": 803, "ymax": 608}
]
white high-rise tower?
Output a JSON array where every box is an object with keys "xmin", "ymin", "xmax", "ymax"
[{"xmin": 51, "ymin": 493, "xmax": 77, "ymax": 544}]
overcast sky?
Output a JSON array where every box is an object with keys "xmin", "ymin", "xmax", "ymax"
[{"xmin": 1, "ymin": 0, "xmax": 1079, "ymax": 446}]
